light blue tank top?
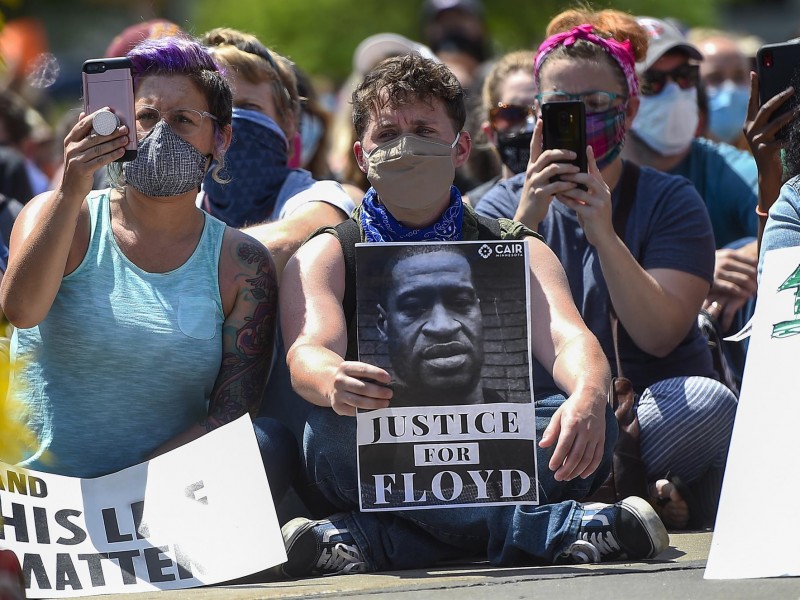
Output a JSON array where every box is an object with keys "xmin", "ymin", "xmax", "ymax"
[{"xmin": 13, "ymin": 189, "xmax": 226, "ymax": 477}]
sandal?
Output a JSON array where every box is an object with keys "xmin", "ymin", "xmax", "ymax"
[{"xmin": 649, "ymin": 475, "xmax": 705, "ymax": 530}]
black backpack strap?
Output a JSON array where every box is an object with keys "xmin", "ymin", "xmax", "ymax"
[
  {"xmin": 608, "ymin": 161, "xmax": 640, "ymax": 326},
  {"xmin": 333, "ymin": 218, "xmax": 361, "ymax": 360},
  {"xmin": 612, "ymin": 160, "xmax": 640, "ymax": 240}
]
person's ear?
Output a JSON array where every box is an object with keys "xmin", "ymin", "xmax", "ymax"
[
  {"xmin": 453, "ymin": 130, "xmax": 472, "ymax": 169},
  {"xmin": 624, "ymin": 96, "xmax": 640, "ymax": 129},
  {"xmin": 215, "ymin": 122, "xmax": 233, "ymax": 159},
  {"xmin": 481, "ymin": 121, "xmax": 497, "ymax": 147},
  {"xmin": 376, "ymin": 303, "xmax": 389, "ymax": 342},
  {"xmin": 353, "ymin": 140, "xmax": 368, "ymax": 174}
]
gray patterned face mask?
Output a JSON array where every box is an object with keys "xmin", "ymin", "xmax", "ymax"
[{"xmin": 123, "ymin": 120, "xmax": 209, "ymax": 197}]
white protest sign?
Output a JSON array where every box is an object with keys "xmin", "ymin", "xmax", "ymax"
[
  {"xmin": 705, "ymin": 246, "xmax": 800, "ymax": 579},
  {"xmin": 354, "ymin": 240, "xmax": 538, "ymax": 511},
  {"xmin": 0, "ymin": 415, "xmax": 286, "ymax": 597}
]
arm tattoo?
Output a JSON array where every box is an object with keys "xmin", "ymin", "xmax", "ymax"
[{"xmin": 205, "ymin": 242, "xmax": 277, "ymax": 430}]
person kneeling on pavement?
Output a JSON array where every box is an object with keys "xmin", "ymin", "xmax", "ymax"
[{"xmin": 276, "ymin": 53, "xmax": 669, "ymax": 577}]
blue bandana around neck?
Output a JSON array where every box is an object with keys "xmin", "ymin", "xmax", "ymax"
[
  {"xmin": 359, "ymin": 185, "xmax": 464, "ymax": 242},
  {"xmin": 202, "ymin": 108, "xmax": 292, "ymax": 227}
]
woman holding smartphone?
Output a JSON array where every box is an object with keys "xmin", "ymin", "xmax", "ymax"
[
  {"xmin": 477, "ymin": 9, "xmax": 738, "ymax": 530},
  {"xmin": 0, "ymin": 36, "xmax": 297, "ymax": 503}
]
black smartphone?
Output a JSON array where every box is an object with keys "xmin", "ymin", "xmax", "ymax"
[
  {"xmin": 541, "ymin": 100, "xmax": 587, "ymax": 185},
  {"xmin": 82, "ymin": 57, "xmax": 138, "ymax": 162},
  {"xmin": 756, "ymin": 40, "xmax": 800, "ymax": 140}
]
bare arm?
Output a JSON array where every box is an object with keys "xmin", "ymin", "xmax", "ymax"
[
  {"xmin": 704, "ymin": 241, "xmax": 758, "ymax": 331},
  {"xmin": 243, "ymin": 201, "xmax": 348, "ymax": 280},
  {"xmin": 744, "ymin": 71, "xmax": 797, "ymax": 254},
  {"xmin": 526, "ymin": 236, "xmax": 611, "ymax": 482},
  {"xmin": 0, "ymin": 112, "xmax": 129, "ymax": 327},
  {"xmin": 280, "ymin": 233, "xmax": 392, "ymax": 416},
  {"xmin": 560, "ymin": 148, "xmax": 709, "ymax": 357},
  {"xmin": 149, "ymin": 231, "xmax": 278, "ymax": 457}
]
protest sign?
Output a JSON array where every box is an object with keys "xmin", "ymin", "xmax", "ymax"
[
  {"xmin": 354, "ymin": 240, "xmax": 538, "ymax": 511},
  {"xmin": 705, "ymin": 246, "xmax": 800, "ymax": 579},
  {"xmin": 0, "ymin": 415, "xmax": 285, "ymax": 597}
]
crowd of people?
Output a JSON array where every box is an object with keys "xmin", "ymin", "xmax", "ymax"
[{"xmin": 1, "ymin": 0, "xmax": 797, "ymax": 585}]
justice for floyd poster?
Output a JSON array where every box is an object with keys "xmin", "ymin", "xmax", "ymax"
[{"xmin": 355, "ymin": 240, "xmax": 538, "ymax": 511}]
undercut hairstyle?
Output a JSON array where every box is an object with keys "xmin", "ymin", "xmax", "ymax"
[
  {"xmin": 539, "ymin": 8, "xmax": 648, "ymax": 95},
  {"xmin": 352, "ymin": 53, "xmax": 465, "ymax": 140},
  {"xmin": 201, "ymin": 27, "xmax": 300, "ymax": 140},
  {"xmin": 125, "ymin": 36, "xmax": 233, "ymax": 183}
]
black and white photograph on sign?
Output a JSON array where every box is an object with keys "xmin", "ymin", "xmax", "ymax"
[{"xmin": 354, "ymin": 240, "xmax": 538, "ymax": 511}]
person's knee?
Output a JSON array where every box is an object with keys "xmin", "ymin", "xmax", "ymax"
[{"xmin": 252, "ymin": 417, "xmax": 300, "ymax": 504}]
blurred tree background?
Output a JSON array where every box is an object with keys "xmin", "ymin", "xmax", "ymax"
[
  {"xmin": 189, "ymin": 0, "xmax": 720, "ymax": 83},
  {"xmin": 0, "ymin": 0, "xmax": 793, "ymax": 127}
]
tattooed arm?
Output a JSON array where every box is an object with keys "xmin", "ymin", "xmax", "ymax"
[{"xmin": 147, "ymin": 229, "xmax": 278, "ymax": 458}]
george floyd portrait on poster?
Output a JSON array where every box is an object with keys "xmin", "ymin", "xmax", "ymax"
[{"xmin": 354, "ymin": 240, "xmax": 538, "ymax": 511}]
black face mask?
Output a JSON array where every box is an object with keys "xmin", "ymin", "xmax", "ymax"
[
  {"xmin": 432, "ymin": 31, "xmax": 489, "ymax": 63},
  {"xmin": 496, "ymin": 130, "xmax": 532, "ymax": 174}
]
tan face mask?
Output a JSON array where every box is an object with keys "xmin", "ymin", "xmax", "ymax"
[{"xmin": 364, "ymin": 133, "xmax": 460, "ymax": 210}]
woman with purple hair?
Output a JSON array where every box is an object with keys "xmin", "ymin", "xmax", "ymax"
[{"xmin": 0, "ymin": 36, "xmax": 297, "ymax": 504}]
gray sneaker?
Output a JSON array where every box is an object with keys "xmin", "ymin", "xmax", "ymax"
[
  {"xmin": 277, "ymin": 513, "xmax": 368, "ymax": 578},
  {"xmin": 562, "ymin": 496, "xmax": 669, "ymax": 563}
]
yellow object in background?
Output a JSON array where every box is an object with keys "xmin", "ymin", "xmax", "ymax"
[{"xmin": 0, "ymin": 338, "xmax": 34, "ymax": 465}]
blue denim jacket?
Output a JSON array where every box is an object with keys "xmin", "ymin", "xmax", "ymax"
[{"xmin": 759, "ymin": 175, "xmax": 800, "ymax": 281}]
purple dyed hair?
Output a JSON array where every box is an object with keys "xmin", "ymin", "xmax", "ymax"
[
  {"xmin": 118, "ymin": 36, "xmax": 232, "ymax": 184},
  {"xmin": 127, "ymin": 36, "xmax": 232, "ymax": 129}
]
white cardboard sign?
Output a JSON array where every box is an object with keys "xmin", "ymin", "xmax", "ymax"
[
  {"xmin": 705, "ymin": 246, "xmax": 800, "ymax": 579},
  {"xmin": 0, "ymin": 415, "xmax": 286, "ymax": 597}
]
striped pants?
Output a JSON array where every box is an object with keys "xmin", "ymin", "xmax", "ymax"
[{"xmin": 636, "ymin": 376, "xmax": 738, "ymax": 521}]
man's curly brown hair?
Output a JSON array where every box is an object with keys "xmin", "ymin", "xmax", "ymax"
[{"xmin": 352, "ymin": 53, "xmax": 466, "ymax": 140}]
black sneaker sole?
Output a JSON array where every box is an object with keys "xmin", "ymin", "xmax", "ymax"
[
  {"xmin": 276, "ymin": 513, "xmax": 351, "ymax": 579},
  {"xmin": 619, "ymin": 496, "xmax": 670, "ymax": 559}
]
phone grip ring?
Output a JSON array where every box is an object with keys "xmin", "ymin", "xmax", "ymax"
[{"xmin": 92, "ymin": 110, "xmax": 120, "ymax": 136}]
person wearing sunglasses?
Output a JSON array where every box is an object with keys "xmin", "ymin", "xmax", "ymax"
[
  {"xmin": 477, "ymin": 8, "xmax": 738, "ymax": 531},
  {"xmin": 464, "ymin": 50, "xmax": 536, "ymax": 207},
  {"xmin": 623, "ymin": 17, "xmax": 761, "ymax": 392}
]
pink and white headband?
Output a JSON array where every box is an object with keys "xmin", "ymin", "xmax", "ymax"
[{"xmin": 534, "ymin": 24, "xmax": 639, "ymax": 98}]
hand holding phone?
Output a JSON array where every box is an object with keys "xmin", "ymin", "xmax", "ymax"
[
  {"xmin": 756, "ymin": 40, "xmax": 800, "ymax": 140},
  {"xmin": 541, "ymin": 101, "xmax": 587, "ymax": 189},
  {"xmin": 82, "ymin": 58, "xmax": 137, "ymax": 161}
]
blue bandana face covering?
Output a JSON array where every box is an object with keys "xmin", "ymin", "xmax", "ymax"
[{"xmin": 202, "ymin": 108, "xmax": 292, "ymax": 227}]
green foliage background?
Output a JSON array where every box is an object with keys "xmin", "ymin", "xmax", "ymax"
[{"xmin": 189, "ymin": 0, "xmax": 721, "ymax": 84}]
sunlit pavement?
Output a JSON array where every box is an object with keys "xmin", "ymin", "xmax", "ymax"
[{"xmin": 84, "ymin": 532, "xmax": 800, "ymax": 600}]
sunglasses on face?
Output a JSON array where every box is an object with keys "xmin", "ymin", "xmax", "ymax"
[
  {"xmin": 489, "ymin": 102, "xmax": 536, "ymax": 132},
  {"xmin": 640, "ymin": 63, "xmax": 700, "ymax": 96}
]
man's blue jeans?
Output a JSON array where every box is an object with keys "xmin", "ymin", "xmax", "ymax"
[{"xmin": 302, "ymin": 394, "xmax": 617, "ymax": 570}]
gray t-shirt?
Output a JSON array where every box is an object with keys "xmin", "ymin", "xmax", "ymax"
[{"xmin": 477, "ymin": 163, "xmax": 717, "ymax": 392}]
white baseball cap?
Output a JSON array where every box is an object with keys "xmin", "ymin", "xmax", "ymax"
[
  {"xmin": 353, "ymin": 33, "xmax": 439, "ymax": 76},
  {"xmin": 637, "ymin": 16, "xmax": 703, "ymax": 72}
]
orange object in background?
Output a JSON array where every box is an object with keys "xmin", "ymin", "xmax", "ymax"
[{"xmin": 0, "ymin": 17, "xmax": 49, "ymax": 83}]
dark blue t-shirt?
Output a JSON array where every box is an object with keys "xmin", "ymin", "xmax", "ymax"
[
  {"xmin": 477, "ymin": 163, "xmax": 717, "ymax": 392},
  {"xmin": 671, "ymin": 137, "xmax": 758, "ymax": 249}
]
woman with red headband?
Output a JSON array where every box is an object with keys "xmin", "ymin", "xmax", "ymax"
[{"xmin": 478, "ymin": 9, "xmax": 738, "ymax": 531}]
